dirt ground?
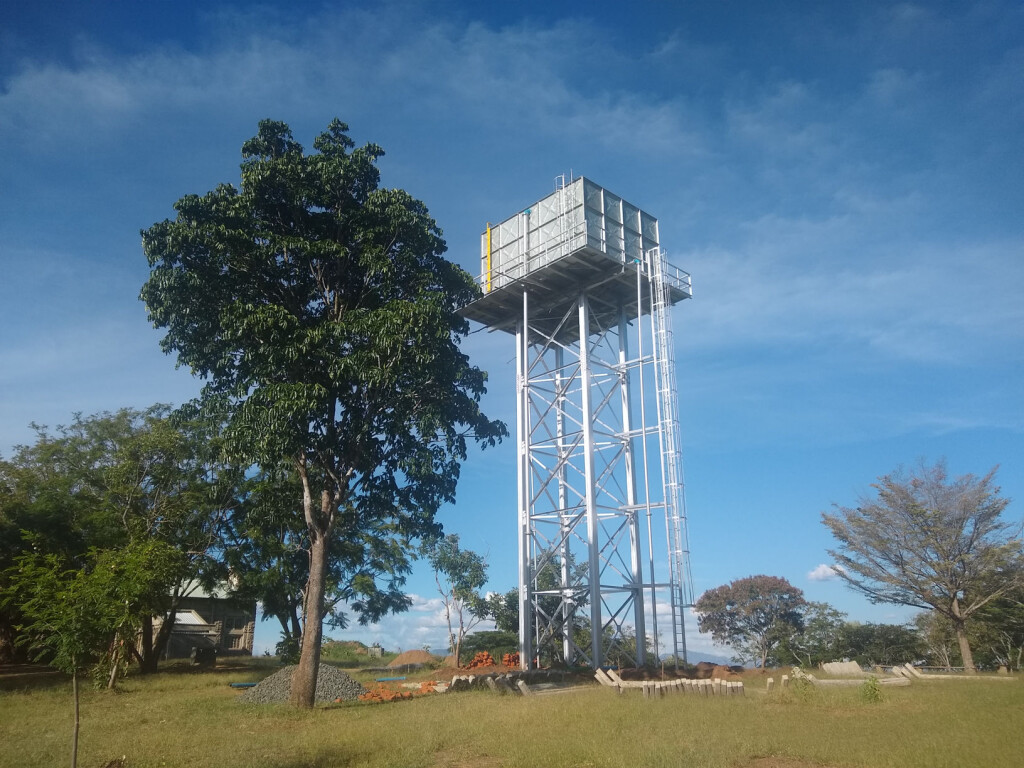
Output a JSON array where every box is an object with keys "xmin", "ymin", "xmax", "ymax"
[{"xmin": 387, "ymin": 649, "xmax": 441, "ymax": 667}]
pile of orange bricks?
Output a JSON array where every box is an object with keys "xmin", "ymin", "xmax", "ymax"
[
  {"xmin": 355, "ymin": 680, "xmax": 437, "ymax": 703},
  {"xmin": 465, "ymin": 651, "xmax": 496, "ymax": 669},
  {"xmin": 502, "ymin": 652, "xmax": 520, "ymax": 668}
]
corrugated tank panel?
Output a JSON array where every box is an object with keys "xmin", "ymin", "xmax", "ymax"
[{"xmin": 478, "ymin": 176, "xmax": 658, "ymax": 294}]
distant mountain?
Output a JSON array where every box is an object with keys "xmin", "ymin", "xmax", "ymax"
[
  {"xmin": 690, "ymin": 651, "xmax": 735, "ymax": 666},
  {"xmin": 662, "ymin": 650, "xmax": 735, "ymax": 666}
]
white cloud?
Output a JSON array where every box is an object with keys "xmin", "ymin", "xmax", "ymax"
[{"xmin": 808, "ymin": 564, "xmax": 840, "ymax": 582}]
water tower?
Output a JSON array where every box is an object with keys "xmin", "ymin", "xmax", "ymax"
[{"xmin": 460, "ymin": 176, "xmax": 693, "ymax": 669}]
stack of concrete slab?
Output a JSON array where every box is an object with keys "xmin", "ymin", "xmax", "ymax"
[{"xmin": 821, "ymin": 661, "xmax": 870, "ymax": 677}]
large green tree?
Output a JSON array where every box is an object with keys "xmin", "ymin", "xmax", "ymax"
[
  {"xmin": 695, "ymin": 575, "xmax": 807, "ymax": 668},
  {"xmin": 822, "ymin": 460, "xmax": 1022, "ymax": 672},
  {"xmin": 140, "ymin": 119, "xmax": 504, "ymax": 707}
]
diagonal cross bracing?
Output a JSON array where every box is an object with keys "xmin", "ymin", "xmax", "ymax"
[{"xmin": 509, "ymin": 254, "xmax": 691, "ymax": 670}]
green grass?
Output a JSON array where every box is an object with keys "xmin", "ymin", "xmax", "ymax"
[{"xmin": 1, "ymin": 662, "xmax": 1021, "ymax": 768}]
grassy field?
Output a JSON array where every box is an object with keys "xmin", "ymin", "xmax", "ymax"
[{"xmin": 1, "ymin": 661, "xmax": 1020, "ymax": 768}]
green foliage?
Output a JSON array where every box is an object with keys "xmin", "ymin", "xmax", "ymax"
[
  {"xmin": 602, "ymin": 624, "xmax": 656, "ymax": 668},
  {"xmin": 3, "ymin": 539, "xmax": 188, "ymax": 768},
  {"xmin": 275, "ymin": 635, "xmax": 301, "ymax": 665},
  {"xmin": 967, "ymin": 587, "xmax": 1024, "ymax": 670},
  {"xmin": 459, "ymin": 630, "xmax": 518, "ymax": 660},
  {"xmin": 861, "ymin": 675, "xmax": 884, "ymax": 703},
  {"xmin": 223, "ymin": 467, "xmax": 415, "ymax": 659},
  {"xmin": 916, "ymin": 583, "xmax": 1024, "ymax": 670},
  {"xmin": 485, "ymin": 589, "xmax": 519, "ymax": 635},
  {"xmin": 427, "ymin": 534, "xmax": 488, "ymax": 607},
  {"xmin": 823, "ymin": 460, "xmax": 1022, "ymax": 670},
  {"xmin": 787, "ymin": 667, "xmax": 818, "ymax": 701},
  {"xmin": 9, "ymin": 553, "xmax": 120, "ymax": 676},
  {"xmin": 838, "ymin": 621, "xmax": 923, "ymax": 666},
  {"xmin": 319, "ymin": 639, "xmax": 398, "ymax": 667},
  {"xmin": 781, "ymin": 601, "xmax": 847, "ymax": 666},
  {"xmin": 0, "ymin": 407, "xmax": 240, "ymax": 670},
  {"xmin": 695, "ymin": 574, "xmax": 807, "ymax": 668},
  {"xmin": 427, "ymin": 533, "xmax": 488, "ymax": 665},
  {"xmin": 140, "ymin": 118, "xmax": 505, "ymax": 706},
  {"xmin": 483, "ymin": 552, "xmax": 596, "ymax": 666},
  {"xmin": 140, "ymin": 117, "xmax": 505, "ymax": 483},
  {"xmin": 7, "ymin": 541, "xmax": 186, "ymax": 676}
]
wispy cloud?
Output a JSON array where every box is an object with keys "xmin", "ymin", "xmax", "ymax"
[
  {"xmin": 808, "ymin": 564, "xmax": 840, "ymax": 582},
  {"xmin": 2, "ymin": 2, "xmax": 1021, "ymax": 637}
]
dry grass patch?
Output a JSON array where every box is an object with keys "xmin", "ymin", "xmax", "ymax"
[{"xmin": 0, "ymin": 662, "xmax": 1020, "ymax": 768}]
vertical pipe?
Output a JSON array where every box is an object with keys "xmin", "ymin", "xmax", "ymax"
[
  {"xmin": 619, "ymin": 306, "xmax": 646, "ymax": 666},
  {"xmin": 517, "ymin": 290, "xmax": 533, "ymax": 670},
  {"xmin": 556, "ymin": 345, "xmax": 574, "ymax": 665},
  {"xmin": 636, "ymin": 259, "xmax": 661, "ymax": 662},
  {"xmin": 578, "ymin": 292, "xmax": 602, "ymax": 668},
  {"xmin": 486, "ymin": 223, "xmax": 493, "ymax": 293}
]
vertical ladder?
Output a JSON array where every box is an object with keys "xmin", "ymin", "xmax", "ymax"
[
  {"xmin": 554, "ymin": 173, "xmax": 579, "ymax": 258},
  {"xmin": 648, "ymin": 246, "xmax": 694, "ymax": 663}
]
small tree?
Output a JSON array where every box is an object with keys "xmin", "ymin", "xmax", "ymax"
[
  {"xmin": 4, "ymin": 541, "xmax": 183, "ymax": 768},
  {"xmin": 485, "ymin": 588, "xmax": 519, "ymax": 635},
  {"xmin": 968, "ymin": 586, "xmax": 1024, "ymax": 671},
  {"xmin": 915, "ymin": 611, "xmax": 957, "ymax": 670},
  {"xmin": 695, "ymin": 575, "xmax": 807, "ymax": 668},
  {"xmin": 483, "ymin": 552, "xmax": 589, "ymax": 666},
  {"xmin": 782, "ymin": 601, "xmax": 847, "ymax": 667},
  {"xmin": 427, "ymin": 533, "xmax": 487, "ymax": 667},
  {"xmin": 823, "ymin": 460, "xmax": 1022, "ymax": 672}
]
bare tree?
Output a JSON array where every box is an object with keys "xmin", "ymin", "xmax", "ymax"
[{"xmin": 822, "ymin": 460, "xmax": 1022, "ymax": 672}]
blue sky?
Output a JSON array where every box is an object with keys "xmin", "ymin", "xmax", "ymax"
[{"xmin": 1, "ymin": 1, "xmax": 1021, "ymax": 660}]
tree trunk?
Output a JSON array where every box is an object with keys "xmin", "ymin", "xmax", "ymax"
[
  {"xmin": 290, "ymin": 606, "xmax": 302, "ymax": 647},
  {"xmin": 107, "ymin": 639, "xmax": 120, "ymax": 690},
  {"xmin": 71, "ymin": 669, "xmax": 80, "ymax": 768},
  {"xmin": 951, "ymin": 599, "xmax": 976, "ymax": 673},
  {"xmin": 290, "ymin": 531, "xmax": 328, "ymax": 708},
  {"xmin": 954, "ymin": 622, "xmax": 976, "ymax": 673},
  {"xmin": 150, "ymin": 611, "xmax": 177, "ymax": 669},
  {"xmin": 139, "ymin": 615, "xmax": 155, "ymax": 674},
  {"xmin": 139, "ymin": 612, "xmax": 176, "ymax": 674}
]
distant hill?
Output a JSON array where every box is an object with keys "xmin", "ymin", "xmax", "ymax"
[{"xmin": 666, "ymin": 650, "xmax": 735, "ymax": 667}]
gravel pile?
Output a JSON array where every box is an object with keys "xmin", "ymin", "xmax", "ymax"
[{"xmin": 238, "ymin": 664, "xmax": 368, "ymax": 704}]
